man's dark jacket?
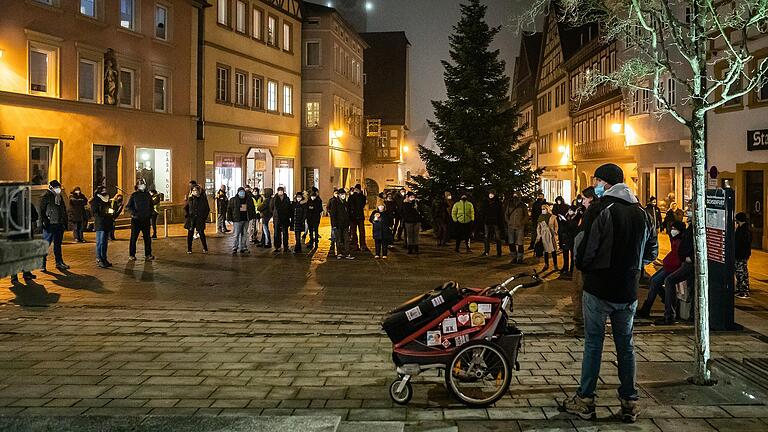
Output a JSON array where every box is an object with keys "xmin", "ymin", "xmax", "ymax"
[
  {"xmin": 329, "ymin": 198, "xmax": 351, "ymax": 229},
  {"xmin": 126, "ymin": 190, "xmax": 153, "ymax": 220},
  {"xmin": 348, "ymin": 192, "xmax": 367, "ymax": 221},
  {"xmin": 575, "ymin": 184, "xmax": 658, "ymax": 303}
]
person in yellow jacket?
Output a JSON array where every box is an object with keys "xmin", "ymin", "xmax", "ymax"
[
  {"xmin": 451, "ymin": 193, "xmax": 475, "ymax": 253},
  {"xmin": 250, "ymin": 187, "xmax": 264, "ymax": 244}
]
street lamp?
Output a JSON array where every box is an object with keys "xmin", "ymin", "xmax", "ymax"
[
  {"xmin": 365, "ymin": 2, "xmax": 373, "ymax": 11},
  {"xmin": 611, "ymin": 123, "xmax": 623, "ymax": 134},
  {"xmin": 402, "ymin": 144, "xmax": 409, "ymax": 153}
]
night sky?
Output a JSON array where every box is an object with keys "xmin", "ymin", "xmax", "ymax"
[{"xmin": 366, "ymin": 0, "xmax": 537, "ymax": 140}]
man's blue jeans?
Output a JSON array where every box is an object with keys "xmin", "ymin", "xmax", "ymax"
[
  {"xmin": 95, "ymin": 230, "xmax": 109, "ymax": 262},
  {"xmin": 42, "ymin": 223, "xmax": 65, "ymax": 267},
  {"xmin": 578, "ymin": 291, "xmax": 638, "ymax": 401}
]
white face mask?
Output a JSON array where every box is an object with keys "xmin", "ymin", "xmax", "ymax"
[
  {"xmin": 193, "ymin": 191, "xmax": 200, "ymax": 197},
  {"xmin": 489, "ymin": 194, "xmax": 495, "ymax": 199},
  {"xmin": 138, "ymin": 184, "xmax": 146, "ymax": 191},
  {"xmin": 542, "ymin": 210, "xmax": 548, "ymax": 215},
  {"xmin": 446, "ymin": 195, "xmax": 452, "ymax": 200},
  {"xmin": 340, "ymin": 194, "xmax": 347, "ymax": 200},
  {"xmin": 53, "ymin": 187, "xmax": 62, "ymax": 194},
  {"xmin": 670, "ymin": 229, "xmax": 680, "ymax": 237},
  {"xmin": 278, "ymin": 191, "xmax": 284, "ymax": 196},
  {"xmin": 311, "ymin": 196, "xmax": 316, "ymax": 200},
  {"xmin": 378, "ymin": 205, "xmax": 385, "ymax": 211}
]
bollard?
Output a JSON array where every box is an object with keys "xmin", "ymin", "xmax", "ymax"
[{"xmin": 164, "ymin": 208, "xmax": 169, "ymax": 238}]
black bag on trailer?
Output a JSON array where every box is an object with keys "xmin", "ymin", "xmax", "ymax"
[{"xmin": 382, "ymin": 281, "xmax": 462, "ymax": 343}]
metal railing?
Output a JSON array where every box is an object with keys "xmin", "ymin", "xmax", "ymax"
[{"xmin": 0, "ymin": 182, "xmax": 33, "ymax": 240}]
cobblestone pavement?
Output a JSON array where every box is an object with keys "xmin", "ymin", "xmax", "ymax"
[{"xmin": 2, "ymin": 222, "xmax": 768, "ymax": 431}]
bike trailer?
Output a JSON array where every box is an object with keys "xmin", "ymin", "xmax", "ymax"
[{"xmin": 382, "ymin": 281, "xmax": 462, "ymax": 344}]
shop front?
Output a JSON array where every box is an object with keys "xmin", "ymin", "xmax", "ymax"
[{"xmin": 135, "ymin": 147, "xmax": 172, "ymax": 201}]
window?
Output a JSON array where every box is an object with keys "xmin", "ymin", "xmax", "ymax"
[
  {"xmin": 29, "ymin": 139, "xmax": 57, "ymax": 185},
  {"xmin": 252, "ymin": 8, "xmax": 262, "ymax": 39},
  {"xmin": 252, "ymin": 76, "xmax": 262, "ymax": 108},
  {"xmin": 305, "ymin": 101, "xmax": 320, "ymax": 128},
  {"xmin": 538, "ymin": 134, "xmax": 552, "ymax": 154},
  {"xmin": 665, "ymin": 77, "xmax": 677, "ymax": 106},
  {"xmin": 355, "ymin": 61, "xmax": 361, "ymax": 85},
  {"xmin": 560, "ymin": 82, "xmax": 566, "ymax": 105},
  {"xmin": 80, "ymin": 0, "xmax": 95, "ymax": 17},
  {"xmin": 78, "ymin": 59, "xmax": 97, "ymax": 102},
  {"xmin": 216, "ymin": 66, "xmax": 229, "ymax": 102},
  {"xmin": 155, "ymin": 4, "xmax": 168, "ymax": 40},
  {"xmin": 758, "ymin": 75, "xmax": 768, "ymax": 102},
  {"xmin": 120, "ymin": 0, "xmax": 135, "ymax": 30},
  {"xmin": 631, "ymin": 89, "xmax": 650, "ymax": 115},
  {"xmin": 283, "ymin": 22, "xmax": 292, "ymax": 51},
  {"xmin": 267, "ymin": 80, "xmax": 278, "ymax": 111},
  {"xmin": 29, "ymin": 44, "xmax": 58, "ymax": 96},
  {"xmin": 305, "ymin": 41, "xmax": 320, "ymax": 66},
  {"xmin": 119, "ymin": 67, "xmax": 136, "ymax": 108},
  {"xmin": 267, "ymin": 15, "xmax": 277, "ymax": 46},
  {"xmin": 153, "ymin": 75, "xmax": 168, "ymax": 112},
  {"xmin": 235, "ymin": 71, "xmax": 247, "ymax": 106},
  {"xmin": 555, "ymin": 86, "xmax": 560, "ymax": 108},
  {"xmin": 136, "ymin": 148, "xmax": 172, "ymax": 201},
  {"xmin": 217, "ymin": 0, "xmax": 228, "ymax": 25},
  {"xmin": 283, "ymin": 84, "xmax": 293, "ymax": 114},
  {"xmin": 235, "ymin": 0, "xmax": 247, "ymax": 33}
]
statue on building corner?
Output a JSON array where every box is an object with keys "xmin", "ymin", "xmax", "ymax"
[{"xmin": 103, "ymin": 49, "xmax": 119, "ymax": 105}]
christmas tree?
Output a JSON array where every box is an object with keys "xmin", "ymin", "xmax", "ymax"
[{"xmin": 410, "ymin": 0, "xmax": 539, "ymax": 204}]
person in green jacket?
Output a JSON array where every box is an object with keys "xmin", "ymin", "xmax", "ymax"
[{"xmin": 452, "ymin": 194, "xmax": 475, "ymax": 253}]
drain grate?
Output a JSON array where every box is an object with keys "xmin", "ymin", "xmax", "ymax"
[{"xmin": 716, "ymin": 357, "xmax": 768, "ymax": 392}]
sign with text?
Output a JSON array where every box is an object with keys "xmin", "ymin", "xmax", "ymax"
[
  {"xmin": 747, "ymin": 128, "xmax": 768, "ymax": 151},
  {"xmin": 705, "ymin": 188, "xmax": 738, "ymax": 330}
]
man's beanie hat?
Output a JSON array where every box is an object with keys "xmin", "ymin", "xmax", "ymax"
[{"xmin": 594, "ymin": 163, "xmax": 624, "ymax": 185}]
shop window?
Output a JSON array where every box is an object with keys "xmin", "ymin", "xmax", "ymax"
[
  {"xmin": 120, "ymin": 0, "xmax": 135, "ymax": 30},
  {"xmin": 216, "ymin": 154, "xmax": 243, "ymax": 195},
  {"xmin": 78, "ymin": 58, "xmax": 98, "ymax": 102},
  {"xmin": 655, "ymin": 167, "xmax": 676, "ymax": 212},
  {"xmin": 29, "ymin": 42, "xmax": 59, "ymax": 97},
  {"xmin": 30, "ymin": 139, "xmax": 58, "ymax": 185},
  {"xmin": 136, "ymin": 148, "xmax": 171, "ymax": 201},
  {"xmin": 683, "ymin": 167, "xmax": 692, "ymax": 204},
  {"xmin": 274, "ymin": 158, "xmax": 294, "ymax": 197},
  {"xmin": 155, "ymin": 4, "xmax": 168, "ymax": 40}
]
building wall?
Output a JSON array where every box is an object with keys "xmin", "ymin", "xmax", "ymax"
[
  {"xmin": 0, "ymin": 0, "xmax": 198, "ymax": 206},
  {"xmin": 301, "ymin": 6, "xmax": 365, "ymax": 202},
  {"xmin": 202, "ymin": 0, "xmax": 302, "ymax": 197}
]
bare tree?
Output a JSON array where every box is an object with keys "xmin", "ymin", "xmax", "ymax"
[{"xmin": 519, "ymin": 0, "xmax": 768, "ymax": 385}]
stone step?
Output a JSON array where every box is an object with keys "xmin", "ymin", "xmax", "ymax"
[
  {"xmin": 337, "ymin": 421, "xmax": 405, "ymax": 432},
  {"xmin": 0, "ymin": 416, "xmax": 342, "ymax": 432}
]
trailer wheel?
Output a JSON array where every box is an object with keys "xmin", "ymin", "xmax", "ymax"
[{"xmin": 389, "ymin": 378, "xmax": 413, "ymax": 405}]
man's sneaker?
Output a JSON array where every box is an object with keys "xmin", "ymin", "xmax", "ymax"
[
  {"xmin": 561, "ymin": 394, "xmax": 596, "ymax": 420},
  {"xmin": 345, "ymin": 255, "xmax": 355, "ymax": 260},
  {"xmin": 146, "ymin": 255, "xmax": 155, "ymax": 261},
  {"xmin": 128, "ymin": 256, "xmax": 137, "ymax": 261},
  {"xmin": 56, "ymin": 263, "xmax": 70, "ymax": 270},
  {"xmin": 336, "ymin": 255, "xmax": 343, "ymax": 260},
  {"xmin": 382, "ymin": 255, "xmax": 388, "ymax": 259},
  {"xmin": 374, "ymin": 255, "xmax": 380, "ymax": 259},
  {"xmin": 620, "ymin": 398, "xmax": 640, "ymax": 423},
  {"xmin": 97, "ymin": 260, "xmax": 108, "ymax": 268},
  {"xmin": 232, "ymin": 250, "xmax": 238, "ymax": 256},
  {"xmin": 736, "ymin": 291, "xmax": 750, "ymax": 299}
]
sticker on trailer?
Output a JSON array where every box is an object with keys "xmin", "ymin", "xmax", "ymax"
[
  {"xmin": 442, "ymin": 338, "xmax": 451, "ymax": 348},
  {"xmin": 478, "ymin": 303, "xmax": 492, "ymax": 316},
  {"xmin": 457, "ymin": 312, "xmax": 471, "ymax": 327},
  {"xmin": 455, "ymin": 334, "xmax": 470, "ymax": 347},
  {"xmin": 431, "ymin": 295, "xmax": 445, "ymax": 307},
  {"xmin": 426, "ymin": 330, "xmax": 442, "ymax": 347},
  {"xmin": 405, "ymin": 306, "xmax": 422, "ymax": 321},
  {"xmin": 442, "ymin": 317, "xmax": 458, "ymax": 334}
]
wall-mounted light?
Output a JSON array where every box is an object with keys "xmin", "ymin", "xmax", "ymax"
[
  {"xmin": 611, "ymin": 123, "xmax": 623, "ymax": 134},
  {"xmin": 402, "ymin": 144, "xmax": 409, "ymax": 153}
]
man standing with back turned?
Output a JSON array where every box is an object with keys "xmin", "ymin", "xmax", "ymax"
[{"xmin": 562, "ymin": 163, "xmax": 657, "ymax": 424}]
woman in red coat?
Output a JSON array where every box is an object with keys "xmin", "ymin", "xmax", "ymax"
[{"xmin": 637, "ymin": 220, "xmax": 686, "ymax": 318}]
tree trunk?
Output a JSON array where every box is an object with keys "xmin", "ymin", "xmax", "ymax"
[{"xmin": 689, "ymin": 110, "xmax": 714, "ymax": 385}]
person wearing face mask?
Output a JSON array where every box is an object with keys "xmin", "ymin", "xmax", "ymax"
[
  {"xmin": 370, "ymin": 203, "xmax": 393, "ymax": 258},
  {"xmin": 258, "ymin": 188, "xmax": 273, "ymax": 249},
  {"xmin": 250, "ymin": 187, "xmax": 263, "ymax": 245},
  {"xmin": 90, "ymin": 186, "xmax": 115, "ymax": 268},
  {"xmin": 348, "ymin": 184, "xmax": 369, "ymax": 252},
  {"xmin": 504, "ymin": 192, "xmax": 528, "ymax": 264},
  {"xmin": 39, "ymin": 180, "xmax": 70, "ymax": 270},
  {"xmin": 558, "ymin": 205, "xmax": 581, "ymax": 276},
  {"xmin": 645, "ymin": 196, "xmax": 663, "ymax": 232},
  {"xmin": 637, "ymin": 221, "xmax": 685, "ymax": 321},
  {"xmin": 734, "ymin": 212, "xmax": 752, "ymax": 299},
  {"xmin": 216, "ymin": 185, "xmax": 230, "ymax": 234},
  {"xmin": 329, "ymin": 188, "xmax": 354, "ymax": 260},
  {"xmin": 291, "ymin": 192, "xmax": 307, "ymax": 253},
  {"xmin": 663, "ymin": 202, "xmax": 684, "ymax": 237},
  {"xmin": 109, "ymin": 194, "xmax": 124, "ymax": 241},
  {"xmin": 184, "ymin": 185, "xmax": 210, "ymax": 254},
  {"xmin": 69, "ymin": 186, "xmax": 88, "ymax": 243},
  {"xmin": 451, "ymin": 193, "xmax": 475, "ymax": 253},
  {"xmin": 534, "ymin": 203, "xmax": 558, "ymax": 271},
  {"xmin": 481, "ymin": 190, "xmax": 504, "ymax": 257},
  {"xmin": 529, "ymin": 192, "xmax": 546, "ymax": 250},
  {"xmin": 305, "ymin": 192, "xmax": 323, "ymax": 250},
  {"xmin": 401, "ymin": 192, "xmax": 421, "ymax": 254},
  {"xmin": 270, "ymin": 186, "xmax": 293, "ymax": 254},
  {"xmin": 327, "ymin": 189, "xmax": 340, "ymax": 255},
  {"xmin": 394, "ymin": 187, "xmax": 407, "ymax": 242},
  {"xmin": 565, "ymin": 186, "xmax": 596, "ymax": 338},
  {"xmin": 226, "ymin": 187, "xmax": 256, "ymax": 255},
  {"xmin": 564, "ymin": 164, "xmax": 657, "ymax": 423},
  {"xmin": 431, "ymin": 191, "xmax": 454, "ymax": 246},
  {"xmin": 126, "ymin": 179, "xmax": 155, "ymax": 261},
  {"xmin": 149, "ymin": 189, "xmax": 161, "ymax": 239}
]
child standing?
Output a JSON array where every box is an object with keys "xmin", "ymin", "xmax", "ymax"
[
  {"xmin": 291, "ymin": 192, "xmax": 307, "ymax": 253},
  {"xmin": 369, "ymin": 204, "xmax": 393, "ymax": 258},
  {"xmin": 735, "ymin": 212, "xmax": 752, "ymax": 299}
]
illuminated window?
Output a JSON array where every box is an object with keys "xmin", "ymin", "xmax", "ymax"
[
  {"xmin": 235, "ymin": 71, "xmax": 247, "ymax": 106},
  {"xmin": 305, "ymin": 101, "xmax": 320, "ymax": 128},
  {"xmin": 252, "ymin": 76, "xmax": 262, "ymax": 108},
  {"xmin": 252, "ymin": 8, "xmax": 262, "ymax": 39},
  {"xmin": 235, "ymin": 0, "xmax": 247, "ymax": 33},
  {"xmin": 267, "ymin": 80, "xmax": 278, "ymax": 111},
  {"xmin": 216, "ymin": 65, "xmax": 229, "ymax": 102},
  {"xmin": 78, "ymin": 59, "xmax": 98, "ymax": 102},
  {"xmin": 267, "ymin": 15, "xmax": 277, "ymax": 46},
  {"xmin": 29, "ymin": 43, "xmax": 58, "ymax": 96},
  {"xmin": 217, "ymin": 0, "xmax": 228, "ymax": 25},
  {"xmin": 283, "ymin": 84, "xmax": 293, "ymax": 114},
  {"xmin": 120, "ymin": 0, "xmax": 135, "ymax": 30},
  {"xmin": 155, "ymin": 4, "xmax": 168, "ymax": 40},
  {"xmin": 283, "ymin": 22, "xmax": 292, "ymax": 51}
]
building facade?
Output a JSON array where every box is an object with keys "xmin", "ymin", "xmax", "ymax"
[
  {"xmin": 707, "ymin": 32, "xmax": 768, "ymax": 249},
  {"xmin": 360, "ymin": 31, "xmax": 410, "ymax": 197},
  {"xmin": 301, "ymin": 3, "xmax": 365, "ymax": 201},
  {"xmin": 0, "ymin": 0, "xmax": 203, "ymax": 207},
  {"xmin": 510, "ymin": 32, "xmax": 542, "ymax": 166},
  {"xmin": 201, "ymin": 0, "xmax": 302, "ymax": 197}
]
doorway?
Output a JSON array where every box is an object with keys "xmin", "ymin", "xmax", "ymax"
[
  {"xmin": 274, "ymin": 158, "xmax": 294, "ymax": 197},
  {"xmin": 93, "ymin": 145, "xmax": 120, "ymax": 196},
  {"xmin": 214, "ymin": 153, "xmax": 243, "ymax": 196},
  {"xmin": 246, "ymin": 148, "xmax": 273, "ymax": 192},
  {"xmin": 745, "ymin": 170, "xmax": 764, "ymax": 248}
]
